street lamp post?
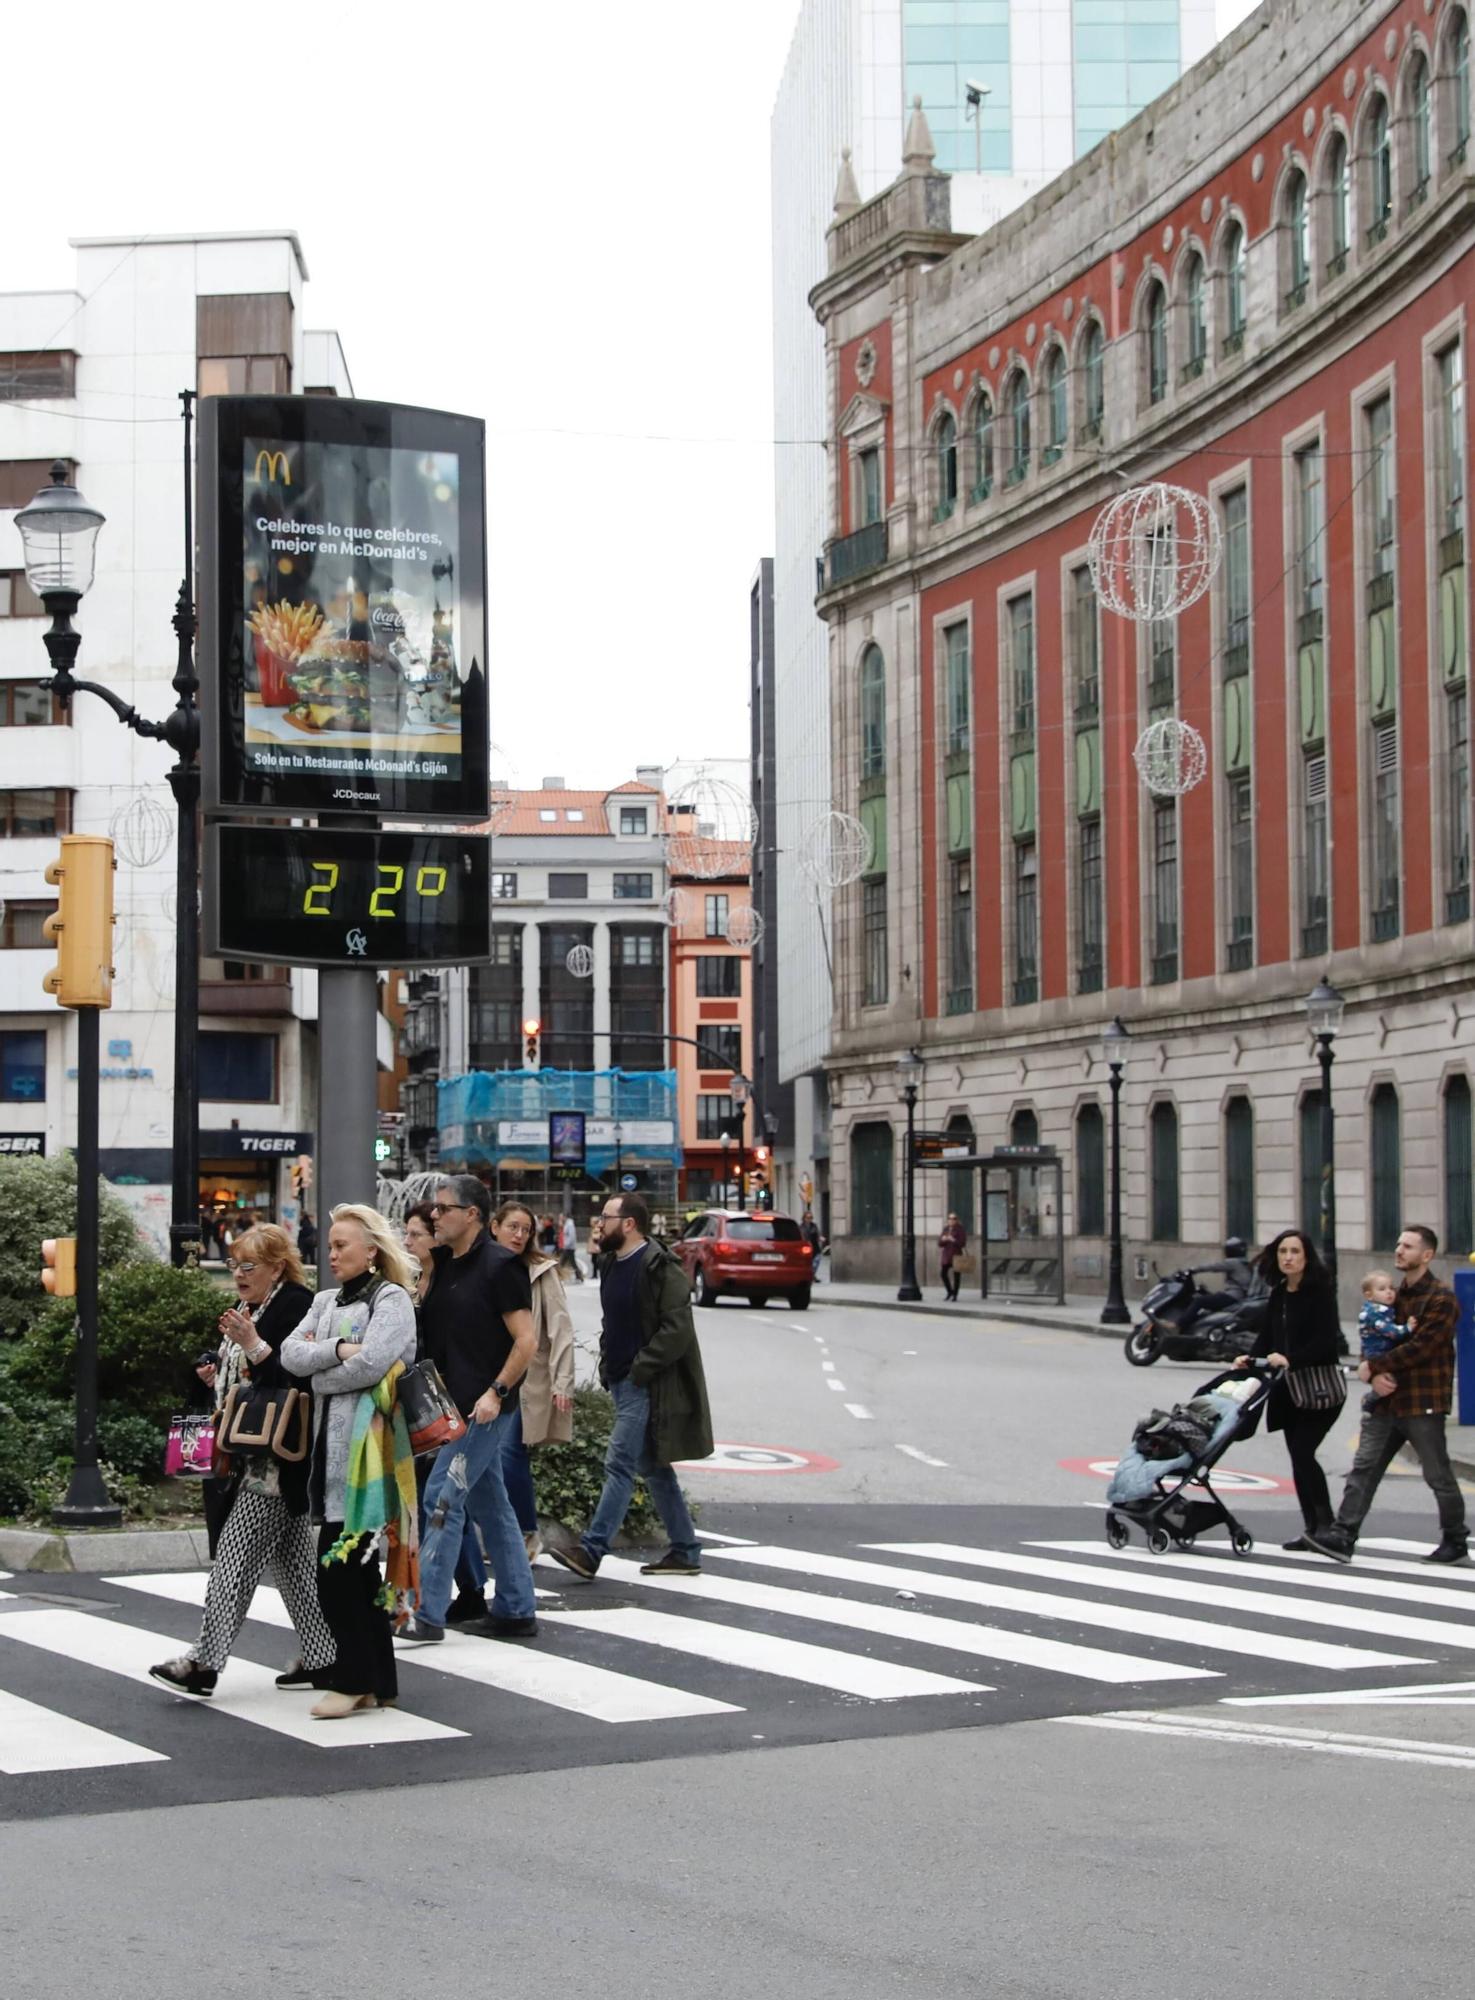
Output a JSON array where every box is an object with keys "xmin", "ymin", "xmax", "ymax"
[
  {"xmin": 17, "ymin": 438, "xmax": 202, "ymax": 1272},
  {"xmin": 896, "ymin": 1047, "xmax": 923, "ymax": 1302},
  {"xmin": 1306, "ymin": 975, "xmax": 1345, "ymax": 1289},
  {"xmin": 1099, "ymin": 1017, "xmax": 1132, "ymax": 1326}
]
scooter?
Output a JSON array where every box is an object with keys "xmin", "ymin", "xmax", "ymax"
[{"xmin": 1123, "ymin": 1266, "xmax": 1268, "ymax": 1367}]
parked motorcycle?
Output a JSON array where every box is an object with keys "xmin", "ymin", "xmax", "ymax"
[{"xmin": 1123, "ymin": 1266, "xmax": 1268, "ymax": 1367}]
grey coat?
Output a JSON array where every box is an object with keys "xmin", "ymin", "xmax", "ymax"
[{"xmin": 279, "ymin": 1282, "xmax": 417, "ymax": 1522}]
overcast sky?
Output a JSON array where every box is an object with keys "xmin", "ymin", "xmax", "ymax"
[{"xmin": 8, "ymin": 0, "xmax": 1258, "ymax": 794}]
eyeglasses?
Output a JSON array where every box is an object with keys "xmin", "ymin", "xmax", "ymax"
[
  {"xmin": 430, "ymin": 1203, "xmax": 468, "ymax": 1216},
  {"xmin": 225, "ymin": 1260, "xmax": 259, "ymax": 1275}
]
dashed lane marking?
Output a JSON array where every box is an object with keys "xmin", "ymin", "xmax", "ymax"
[
  {"xmin": 897, "ymin": 1444, "xmax": 949, "ymax": 1467},
  {"xmin": 845, "ymin": 1404, "xmax": 875, "ymax": 1421}
]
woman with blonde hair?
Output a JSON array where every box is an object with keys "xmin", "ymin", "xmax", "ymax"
[
  {"xmin": 150, "ymin": 1224, "xmax": 327, "ymax": 1698},
  {"xmin": 280, "ymin": 1203, "xmax": 418, "ymax": 1717},
  {"xmin": 490, "ymin": 1202, "xmax": 575, "ymax": 1560}
]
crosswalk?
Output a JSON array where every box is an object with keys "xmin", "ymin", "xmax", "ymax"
[{"xmin": 2, "ymin": 1530, "xmax": 1473, "ymax": 1797}]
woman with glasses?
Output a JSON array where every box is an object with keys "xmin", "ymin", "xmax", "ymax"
[
  {"xmin": 149, "ymin": 1225, "xmax": 329, "ymax": 1698},
  {"xmin": 489, "ymin": 1202, "xmax": 576, "ymax": 1560}
]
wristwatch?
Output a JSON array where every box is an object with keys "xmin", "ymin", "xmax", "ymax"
[{"xmin": 492, "ymin": 1379, "xmax": 511, "ymax": 1400}]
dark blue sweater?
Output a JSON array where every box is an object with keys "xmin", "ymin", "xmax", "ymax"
[{"xmin": 601, "ymin": 1244, "xmax": 648, "ymax": 1383}]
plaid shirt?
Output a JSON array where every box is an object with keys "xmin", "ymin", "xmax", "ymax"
[{"xmin": 1382, "ymin": 1269, "xmax": 1459, "ymax": 1417}]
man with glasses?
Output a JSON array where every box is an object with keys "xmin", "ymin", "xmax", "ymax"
[
  {"xmin": 400, "ymin": 1176, "xmax": 540, "ymax": 1641},
  {"xmin": 550, "ymin": 1192, "xmax": 712, "ymax": 1581}
]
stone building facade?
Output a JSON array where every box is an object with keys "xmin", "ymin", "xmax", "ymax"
[{"xmin": 813, "ymin": 0, "xmax": 1475, "ymax": 1304}]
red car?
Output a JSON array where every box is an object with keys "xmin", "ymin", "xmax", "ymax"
[{"xmin": 675, "ymin": 1209, "xmax": 814, "ymax": 1310}]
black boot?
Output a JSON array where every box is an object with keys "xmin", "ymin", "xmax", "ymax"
[{"xmin": 1423, "ymin": 1535, "xmax": 1470, "ymax": 1565}]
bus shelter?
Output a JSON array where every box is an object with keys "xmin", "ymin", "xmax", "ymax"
[{"xmin": 914, "ymin": 1138, "xmax": 1065, "ymax": 1305}]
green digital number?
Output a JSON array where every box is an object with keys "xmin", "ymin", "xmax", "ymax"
[
  {"xmin": 303, "ymin": 862, "xmax": 338, "ymax": 915},
  {"xmin": 370, "ymin": 864, "xmax": 404, "ymax": 917},
  {"xmin": 416, "ymin": 866, "xmax": 448, "ymax": 897}
]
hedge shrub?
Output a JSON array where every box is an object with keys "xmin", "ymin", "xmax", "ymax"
[
  {"xmin": 11, "ymin": 1261, "xmax": 225, "ymax": 1427},
  {"xmin": 531, "ymin": 1384, "xmax": 664, "ymax": 1538},
  {"xmin": 0, "ymin": 1154, "xmax": 141, "ymax": 1340}
]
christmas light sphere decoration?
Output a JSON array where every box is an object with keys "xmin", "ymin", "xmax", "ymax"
[
  {"xmin": 799, "ymin": 809, "xmax": 874, "ymax": 890},
  {"xmin": 565, "ymin": 943, "xmax": 595, "ymax": 979},
  {"xmin": 109, "ymin": 791, "xmax": 173, "ymax": 869},
  {"xmin": 660, "ymin": 887, "xmax": 693, "ymax": 929},
  {"xmin": 664, "ymin": 773, "xmax": 757, "ymax": 879},
  {"xmin": 1088, "ymin": 481, "xmax": 1222, "ymax": 622},
  {"xmin": 724, "ymin": 905, "xmax": 765, "ymax": 950},
  {"xmin": 1133, "ymin": 716, "xmax": 1209, "ymax": 797}
]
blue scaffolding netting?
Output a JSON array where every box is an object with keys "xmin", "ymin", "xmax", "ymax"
[{"xmin": 438, "ymin": 1069, "xmax": 681, "ymax": 1172}]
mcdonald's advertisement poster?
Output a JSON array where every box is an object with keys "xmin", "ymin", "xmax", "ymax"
[{"xmin": 201, "ymin": 398, "xmax": 489, "ymax": 821}]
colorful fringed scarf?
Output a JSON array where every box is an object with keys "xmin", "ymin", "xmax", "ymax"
[{"xmin": 320, "ymin": 1359, "xmax": 420, "ymax": 1623}]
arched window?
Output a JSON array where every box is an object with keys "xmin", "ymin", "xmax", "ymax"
[
  {"xmin": 1144, "ymin": 281, "xmax": 1169, "ymax": 404},
  {"xmin": 1075, "ymin": 1102, "xmax": 1105, "ymax": 1236},
  {"xmin": 933, "ymin": 411, "xmax": 958, "ymax": 520},
  {"xmin": 1010, "ymin": 1107, "xmax": 1040, "ymax": 1148},
  {"xmin": 1003, "ymin": 370, "xmax": 1030, "ymax": 482},
  {"xmin": 1408, "ymin": 53, "xmax": 1432, "ymax": 202},
  {"xmin": 1183, "ymin": 254, "xmax": 1207, "ymax": 377},
  {"xmin": 971, "ymin": 391, "xmax": 995, "ymax": 499},
  {"xmin": 1445, "ymin": 1074, "xmax": 1473, "ymax": 1256},
  {"xmin": 859, "ymin": 643, "xmax": 885, "ymax": 780},
  {"xmin": 850, "ymin": 1122, "xmax": 894, "ymax": 1237},
  {"xmin": 1224, "ymin": 1096, "xmax": 1255, "ymax": 1244},
  {"xmin": 1326, "ymin": 132, "xmax": 1351, "ymax": 274},
  {"xmin": 1366, "ymin": 95, "xmax": 1393, "ymax": 241},
  {"xmin": 945, "ymin": 1112, "xmax": 975, "ymax": 1232},
  {"xmin": 1284, "ymin": 169, "xmax": 1310, "ymax": 305},
  {"xmin": 1370, "ymin": 1083, "xmax": 1402, "ymax": 1248},
  {"xmin": 1080, "ymin": 320, "xmax": 1106, "ymax": 438},
  {"xmin": 1223, "ymin": 221, "xmax": 1247, "ymax": 349},
  {"xmin": 1149, "ymin": 1101, "xmax": 1180, "ymax": 1240},
  {"xmin": 1042, "ymin": 348, "xmax": 1068, "ymax": 460},
  {"xmin": 1445, "ymin": 10, "xmax": 1471, "ymax": 166}
]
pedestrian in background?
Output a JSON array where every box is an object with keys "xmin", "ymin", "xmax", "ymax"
[
  {"xmin": 279, "ymin": 1205, "xmax": 419, "ymax": 1718},
  {"xmin": 1235, "ymin": 1229, "xmax": 1345, "ymax": 1553},
  {"xmin": 559, "ymin": 1209, "xmax": 583, "ymax": 1283},
  {"xmin": 491, "ymin": 1202, "xmax": 577, "ymax": 1561},
  {"xmin": 938, "ymin": 1211, "xmax": 967, "ymax": 1302},
  {"xmin": 550, "ymin": 1192, "xmax": 711, "ymax": 1583},
  {"xmin": 297, "ymin": 1211, "xmax": 317, "ymax": 1265},
  {"xmin": 1308, "ymin": 1224, "xmax": 1469, "ymax": 1565},
  {"xmin": 399, "ymin": 1177, "xmax": 539, "ymax": 1643},
  {"xmin": 801, "ymin": 1210, "xmax": 824, "ymax": 1284}
]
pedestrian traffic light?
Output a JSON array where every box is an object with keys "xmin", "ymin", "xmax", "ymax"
[
  {"xmin": 523, "ymin": 1016, "xmax": 540, "ymax": 1067},
  {"xmin": 41, "ymin": 1237, "xmax": 76, "ymax": 1297},
  {"xmin": 42, "ymin": 836, "xmax": 116, "ymax": 1009}
]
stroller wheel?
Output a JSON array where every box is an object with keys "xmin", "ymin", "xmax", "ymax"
[
  {"xmin": 1105, "ymin": 1514, "xmax": 1129, "ymax": 1550},
  {"xmin": 1232, "ymin": 1530, "xmax": 1255, "ymax": 1557},
  {"xmin": 1174, "ymin": 1534, "xmax": 1196, "ymax": 1551},
  {"xmin": 1147, "ymin": 1527, "xmax": 1173, "ymax": 1555}
]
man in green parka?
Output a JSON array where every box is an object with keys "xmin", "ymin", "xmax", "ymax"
[{"xmin": 550, "ymin": 1191, "xmax": 714, "ymax": 1580}]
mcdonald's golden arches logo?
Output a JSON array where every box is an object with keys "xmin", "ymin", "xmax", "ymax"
[{"xmin": 253, "ymin": 449, "xmax": 292, "ymax": 486}]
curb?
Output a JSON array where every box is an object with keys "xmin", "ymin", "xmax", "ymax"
[
  {"xmin": 810, "ymin": 1293, "xmax": 1120, "ymax": 1339},
  {"xmin": 0, "ymin": 1524, "xmax": 211, "ymax": 1575}
]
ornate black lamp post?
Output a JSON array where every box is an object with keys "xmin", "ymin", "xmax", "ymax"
[
  {"xmin": 896, "ymin": 1046, "xmax": 923, "ymax": 1301},
  {"xmin": 1306, "ymin": 975, "xmax": 1345, "ymax": 1288},
  {"xmin": 1099, "ymin": 1016, "xmax": 1131, "ymax": 1326},
  {"xmin": 18, "ymin": 423, "xmax": 202, "ymax": 1272}
]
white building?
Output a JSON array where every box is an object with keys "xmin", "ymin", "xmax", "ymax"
[
  {"xmin": 0, "ymin": 232, "xmax": 355, "ymax": 1250},
  {"xmin": 770, "ymin": 0, "xmax": 1218, "ymax": 1226}
]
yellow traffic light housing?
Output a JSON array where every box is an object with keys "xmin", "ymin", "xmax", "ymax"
[
  {"xmin": 42, "ymin": 835, "xmax": 116, "ymax": 1009},
  {"xmin": 41, "ymin": 1237, "xmax": 77, "ymax": 1297},
  {"xmin": 523, "ymin": 1016, "xmax": 541, "ymax": 1067}
]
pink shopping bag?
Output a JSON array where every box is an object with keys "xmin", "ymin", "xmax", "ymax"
[{"xmin": 163, "ymin": 1414, "xmax": 215, "ymax": 1478}]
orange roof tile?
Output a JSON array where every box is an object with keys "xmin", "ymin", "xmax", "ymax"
[{"xmin": 473, "ymin": 784, "xmax": 668, "ymax": 837}]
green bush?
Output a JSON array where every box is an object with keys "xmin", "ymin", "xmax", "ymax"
[
  {"xmin": 0, "ymin": 1154, "xmax": 142, "ymax": 1340},
  {"xmin": 531, "ymin": 1383, "xmax": 677, "ymax": 1540},
  {"xmin": 11, "ymin": 1261, "xmax": 225, "ymax": 1427}
]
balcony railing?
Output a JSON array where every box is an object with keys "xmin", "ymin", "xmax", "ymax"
[
  {"xmin": 1325, "ymin": 248, "xmax": 1348, "ymax": 280},
  {"xmin": 1365, "ymin": 216, "xmax": 1389, "ymax": 248},
  {"xmin": 1282, "ymin": 281, "xmax": 1308, "ymax": 315},
  {"xmin": 1301, "ymin": 911, "xmax": 1328, "ymax": 957},
  {"xmin": 932, "ymin": 497, "xmax": 956, "ymax": 524},
  {"xmin": 1004, "ymin": 460, "xmax": 1029, "ymax": 488},
  {"xmin": 1078, "ymin": 415, "xmax": 1103, "ymax": 444},
  {"xmin": 1371, "ymin": 903, "xmax": 1400, "ymax": 942},
  {"xmin": 827, "ymin": 519, "xmax": 888, "ymax": 587},
  {"xmin": 1441, "ymin": 528, "xmax": 1465, "ymax": 574},
  {"xmin": 945, "ymin": 985, "xmax": 973, "ymax": 1016},
  {"xmin": 1226, "ymin": 934, "xmax": 1254, "ymax": 971},
  {"xmin": 1012, "ymin": 972, "xmax": 1039, "ymax": 1006},
  {"xmin": 1041, "ymin": 443, "xmax": 1064, "ymax": 467},
  {"xmin": 1076, "ymin": 957, "xmax": 1104, "ymax": 996},
  {"xmin": 1074, "ymin": 678, "xmax": 1099, "ymax": 721},
  {"xmin": 1447, "ymin": 883, "xmax": 1471, "ymax": 924},
  {"xmin": 969, "ymin": 476, "xmax": 993, "ymax": 504},
  {"xmin": 1406, "ymin": 178, "xmax": 1429, "ymax": 214},
  {"xmin": 1221, "ymin": 327, "xmax": 1245, "ymax": 358},
  {"xmin": 1180, "ymin": 354, "xmax": 1205, "ymax": 384},
  {"xmin": 1296, "ymin": 606, "xmax": 1324, "ymax": 648},
  {"xmin": 1450, "ymin": 138, "xmax": 1469, "ymax": 171},
  {"xmin": 1150, "ymin": 950, "xmax": 1179, "ymax": 986},
  {"xmin": 1368, "ymin": 568, "xmax": 1395, "ymax": 613},
  {"xmin": 1147, "ymin": 673, "xmax": 1176, "ymax": 712},
  {"xmin": 1223, "ymin": 640, "xmax": 1251, "ymax": 681}
]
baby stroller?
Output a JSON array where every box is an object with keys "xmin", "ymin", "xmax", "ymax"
[{"xmin": 1103, "ymin": 1360, "xmax": 1282, "ymax": 1557}]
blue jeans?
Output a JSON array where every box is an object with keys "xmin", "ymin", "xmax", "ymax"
[
  {"xmin": 420, "ymin": 1407, "xmax": 536, "ymax": 1624},
  {"xmin": 500, "ymin": 1403, "xmax": 539, "ymax": 1536},
  {"xmin": 415, "ymin": 1453, "xmax": 485, "ymax": 1596},
  {"xmin": 584, "ymin": 1377, "xmax": 701, "ymax": 1565}
]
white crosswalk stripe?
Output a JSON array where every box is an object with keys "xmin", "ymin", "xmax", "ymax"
[
  {"xmin": 1032, "ymin": 1539, "xmax": 1475, "ymax": 1612},
  {"xmin": 865, "ymin": 1543, "xmax": 1472, "ymax": 1656},
  {"xmin": 0, "ymin": 1684, "xmax": 166, "ymax": 1774},
  {"xmin": 711, "ymin": 1547, "xmax": 1421, "ymax": 1671}
]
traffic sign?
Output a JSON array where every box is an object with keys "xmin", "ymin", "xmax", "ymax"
[{"xmin": 620, "ymin": 1172, "xmax": 638, "ymax": 1192}]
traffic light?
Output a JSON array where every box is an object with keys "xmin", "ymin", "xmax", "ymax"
[
  {"xmin": 42, "ymin": 836, "xmax": 116, "ymax": 1009},
  {"xmin": 41, "ymin": 1237, "xmax": 77, "ymax": 1297},
  {"xmin": 523, "ymin": 1016, "xmax": 541, "ymax": 1067}
]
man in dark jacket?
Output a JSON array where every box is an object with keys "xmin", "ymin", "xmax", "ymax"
[
  {"xmin": 550, "ymin": 1192, "xmax": 713, "ymax": 1581},
  {"xmin": 1309, "ymin": 1223, "xmax": 1469, "ymax": 1565}
]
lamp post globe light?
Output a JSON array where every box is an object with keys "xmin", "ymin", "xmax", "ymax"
[
  {"xmin": 719, "ymin": 1131, "xmax": 732, "ymax": 1206},
  {"xmin": 1099, "ymin": 1017, "xmax": 1131, "ymax": 1327},
  {"xmin": 896, "ymin": 1046, "xmax": 923, "ymax": 1302},
  {"xmin": 1306, "ymin": 975, "xmax": 1345, "ymax": 1288}
]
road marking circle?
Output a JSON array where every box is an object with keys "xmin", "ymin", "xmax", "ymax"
[
  {"xmin": 675, "ymin": 1443, "xmax": 840, "ymax": 1474},
  {"xmin": 1058, "ymin": 1456, "xmax": 1294, "ymax": 1495}
]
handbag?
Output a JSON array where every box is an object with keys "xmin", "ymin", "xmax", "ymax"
[
  {"xmin": 1286, "ymin": 1362, "xmax": 1347, "ymax": 1411},
  {"xmin": 953, "ymin": 1252, "xmax": 977, "ymax": 1275},
  {"xmin": 397, "ymin": 1358, "xmax": 468, "ymax": 1457},
  {"xmin": 163, "ymin": 1413, "xmax": 215, "ymax": 1477},
  {"xmin": 217, "ymin": 1379, "xmax": 311, "ymax": 1462}
]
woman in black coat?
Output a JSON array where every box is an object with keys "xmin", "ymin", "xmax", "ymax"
[
  {"xmin": 1236, "ymin": 1228, "xmax": 1346, "ymax": 1551},
  {"xmin": 149, "ymin": 1224, "xmax": 332, "ymax": 1697}
]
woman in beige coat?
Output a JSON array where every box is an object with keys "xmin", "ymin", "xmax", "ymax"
[{"xmin": 490, "ymin": 1203, "xmax": 575, "ymax": 1560}]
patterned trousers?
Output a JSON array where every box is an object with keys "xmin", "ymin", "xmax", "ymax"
[{"xmin": 191, "ymin": 1485, "xmax": 336, "ymax": 1674}]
